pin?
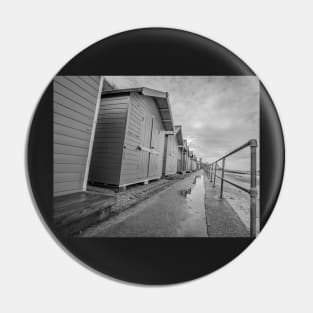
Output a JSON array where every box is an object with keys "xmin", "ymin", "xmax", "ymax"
[{"xmin": 27, "ymin": 28, "xmax": 285, "ymax": 285}]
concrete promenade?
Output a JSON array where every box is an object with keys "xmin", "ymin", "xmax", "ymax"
[{"xmin": 80, "ymin": 170, "xmax": 249, "ymax": 237}]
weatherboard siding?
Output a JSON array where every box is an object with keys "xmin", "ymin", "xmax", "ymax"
[
  {"xmin": 177, "ymin": 147, "xmax": 183, "ymax": 172},
  {"xmin": 53, "ymin": 76, "xmax": 101, "ymax": 196},
  {"xmin": 119, "ymin": 92, "xmax": 166, "ymax": 185},
  {"xmin": 88, "ymin": 95, "xmax": 129, "ymax": 185}
]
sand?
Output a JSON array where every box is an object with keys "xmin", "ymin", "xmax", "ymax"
[{"xmin": 212, "ymin": 171, "xmax": 260, "ymax": 232}]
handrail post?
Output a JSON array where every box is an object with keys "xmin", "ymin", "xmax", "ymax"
[
  {"xmin": 249, "ymin": 140, "xmax": 258, "ymax": 237},
  {"xmin": 210, "ymin": 163, "xmax": 213, "ymax": 182},
  {"xmin": 213, "ymin": 162, "xmax": 217, "ymax": 187},
  {"xmin": 220, "ymin": 158, "xmax": 225, "ymax": 199}
]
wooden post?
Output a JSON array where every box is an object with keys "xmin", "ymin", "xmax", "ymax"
[
  {"xmin": 213, "ymin": 162, "xmax": 217, "ymax": 187},
  {"xmin": 210, "ymin": 163, "xmax": 213, "ymax": 182},
  {"xmin": 83, "ymin": 76, "xmax": 104, "ymax": 191},
  {"xmin": 220, "ymin": 158, "xmax": 225, "ymax": 199},
  {"xmin": 250, "ymin": 140, "xmax": 258, "ymax": 237}
]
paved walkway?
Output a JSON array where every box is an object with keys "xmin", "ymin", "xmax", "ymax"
[
  {"xmin": 203, "ymin": 174, "xmax": 249, "ymax": 237},
  {"xmin": 81, "ymin": 171, "xmax": 208, "ymax": 237},
  {"xmin": 80, "ymin": 170, "xmax": 249, "ymax": 237}
]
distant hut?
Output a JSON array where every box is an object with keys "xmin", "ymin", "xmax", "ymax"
[
  {"xmin": 190, "ymin": 151, "xmax": 196, "ymax": 171},
  {"xmin": 162, "ymin": 126, "xmax": 182, "ymax": 176},
  {"xmin": 189, "ymin": 150, "xmax": 193, "ymax": 171},
  {"xmin": 88, "ymin": 87, "xmax": 174, "ymax": 189},
  {"xmin": 186, "ymin": 145, "xmax": 191, "ymax": 173},
  {"xmin": 183, "ymin": 139, "xmax": 189, "ymax": 173},
  {"xmin": 191, "ymin": 151, "xmax": 194, "ymax": 171},
  {"xmin": 194, "ymin": 155, "xmax": 198, "ymax": 171},
  {"xmin": 185, "ymin": 144, "xmax": 189, "ymax": 172},
  {"xmin": 175, "ymin": 126, "xmax": 186, "ymax": 174},
  {"xmin": 194, "ymin": 154, "xmax": 198, "ymax": 171},
  {"xmin": 196, "ymin": 157, "xmax": 202, "ymax": 170}
]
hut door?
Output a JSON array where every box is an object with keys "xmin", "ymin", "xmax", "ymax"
[
  {"xmin": 148, "ymin": 117, "xmax": 160, "ymax": 178},
  {"xmin": 137, "ymin": 108, "xmax": 151, "ymax": 180}
]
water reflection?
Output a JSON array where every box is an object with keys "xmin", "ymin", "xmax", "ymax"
[{"xmin": 181, "ymin": 175, "xmax": 203, "ymax": 198}]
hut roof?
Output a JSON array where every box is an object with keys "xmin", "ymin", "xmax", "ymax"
[{"xmin": 102, "ymin": 87, "xmax": 174, "ymax": 131}]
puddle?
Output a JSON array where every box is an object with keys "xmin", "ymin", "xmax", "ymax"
[
  {"xmin": 192, "ymin": 175, "xmax": 201, "ymax": 184},
  {"xmin": 180, "ymin": 175, "xmax": 202, "ymax": 197},
  {"xmin": 178, "ymin": 174, "xmax": 207, "ymax": 236}
]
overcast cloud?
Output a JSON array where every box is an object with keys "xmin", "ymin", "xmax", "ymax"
[{"xmin": 105, "ymin": 76, "xmax": 259, "ymax": 170}]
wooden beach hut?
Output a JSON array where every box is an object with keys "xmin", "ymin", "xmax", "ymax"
[
  {"xmin": 186, "ymin": 145, "xmax": 191, "ymax": 173},
  {"xmin": 187, "ymin": 147, "xmax": 192, "ymax": 173},
  {"xmin": 192, "ymin": 154, "xmax": 197, "ymax": 171},
  {"xmin": 162, "ymin": 131, "xmax": 178, "ymax": 176},
  {"xmin": 175, "ymin": 126, "xmax": 186, "ymax": 174},
  {"xmin": 163, "ymin": 125, "xmax": 185, "ymax": 176},
  {"xmin": 190, "ymin": 152, "xmax": 194, "ymax": 171},
  {"xmin": 88, "ymin": 87, "xmax": 174, "ymax": 189},
  {"xmin": 53, "ymin": 76, "xmax": 105, "ymax": 196},
  {"xmin": 190, "ymin": 151, "xmax": 196, "ymax": 171},
  {"xmin": 196, "ymin": 157, "xmax": 202, "ymax": 170},
  {"xmin": 183, "ymin": 139, "xmax": 189, "ymax": 173}
]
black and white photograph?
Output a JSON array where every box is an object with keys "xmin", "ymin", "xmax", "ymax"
[
  {"xmin": 53, "ymin": 76, "xmax": 260, "ymax": 237},
  {"xmin": 6, "ymin": 0, "xmax": 313, "ymax": 308}
]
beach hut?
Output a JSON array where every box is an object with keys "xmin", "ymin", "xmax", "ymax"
[
  {"xmin": 175, "ymin": 126, "xmax": 186, "ymax": 174},
  {"xmin": 193, "ymin": 154, "xmax": 197, "ymax": 171},
  {"xmin": 186, "ymin": 145, "xmax": 191, "ymax": 173},
  {"xmin": 187, "ymin": 147, "xmax": 192, "ymax": 173},
  {"xmin": 190, "ymin": 152, "xmax": 194, "ymax": 171},
  {"xmin": 53, "ymin": 76, "xmax": 105, "ymax": 196},
  {"xmin": 183, "ymin": 139, "xmax": 189, "ymax": 173},
  {"xmin": 192, "ymin": 153, "xmax": 195, "ymax": 171},
  {"xmin": 197, "ymin": 157, "xmax": 202, "ymax": 170},
  {"xmin": 193, "ymin": 154, "xmax": 198, "ymax": 171},
  {"xmin": 190, "ymin": 151, "xmax": 196, "ymax": 171},
  {"xmin": 88, "ymin": 87, "xmax": 174, "ymax": 189},
  {"xmin": 163, "ymin": 125, "xmax": 185, "ymax": 176},
  {"xmin": 163, "ymin": 132, "xmax": 177, "ymax": 176}
]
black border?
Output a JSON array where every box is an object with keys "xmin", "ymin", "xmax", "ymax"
[{"xmin": 27, "ymin": 28, "xmax": 285, "ymax": 285}]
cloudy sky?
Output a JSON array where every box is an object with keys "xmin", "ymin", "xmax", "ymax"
[{"xmin": 105, "ymin": 76, "xmax": 259, "ymax": 171}]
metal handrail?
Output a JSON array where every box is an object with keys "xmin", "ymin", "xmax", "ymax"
[
  {"xmin": 208, "ymin": 139, "xmax": 258, "ymax": 237},
  {"xmin": 215, "ymin": 175, "xmax": 250, "ymax": 194}
]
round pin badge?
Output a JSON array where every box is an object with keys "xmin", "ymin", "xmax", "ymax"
[{"xmin": 27, "ymin": 28, "xmax": 285, "ymax": 285}]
